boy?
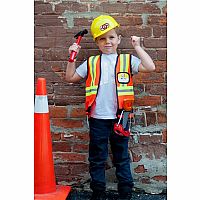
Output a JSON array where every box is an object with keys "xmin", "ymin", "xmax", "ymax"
[{"xmin": 65, "ymin": 15, "xmax": 155, "ymax": 200}]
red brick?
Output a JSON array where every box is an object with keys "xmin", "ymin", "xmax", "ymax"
[
  {"xmin": 73, "ymin": 143, "xmax": 89, "ymax": 153},
  {"xmin": 70, "ymin": 163, "xmax": 89, "ymax": 175},
  {"xmin": 152, "ymin": 26, "xmax": 162, "ymax": 38},
  {"xmin": 132, "ymin": 144, "xmax": 154, "ymax": 160},
  {"xmin": 34, "ymin": 26, "xmax": 67, "ymax": 37},
  {"xmin": 134, "ymin": 95, "xmax": 161, "ymax": 106},
  {"xmin": 35, "ymin": 72, "xmax": 64, "ymax": 84},
  {"xmin": 134, "ymin": 84, "xmax": 145, "ymax": 95},
  {"xmin": 74, "ymin": 18, "xmax": 92, "ymax": 26},
  {"xmin": 34, "ymin": 48, "xmax": 43, "ymax": 60},
  {"xmin": 70, "ymin": 107, "xmax": 86, "ymax": 118},
  {"xmin": 134, "ymin": 72, "xmax": 164, "ymax": 84},
  {"xmin": 60, "ymin": 132, "xmax": 75, "ymax": 141},
  {"xmin": 153, "ymin": 26, "xmax": 167, "ymax": 38},
  {"xmin": 42, "ymin": 48, "xmax": 67, "ymax": 61},
  {"xmin": 148, "ymin": 16, "xmax": 167, "ymax": 26},
  {"xmin": 62, "ymin": 26, "xmax": 90, "ymax": 35},
  {"xmin": 35, "ymin": 37, "xmax": 66, "ymax": 48},
  {"xmin": 77, "ymin": 49, "xmax": 101, "ymax": 61},
  {"xmin": 164, "ymin": 72, "xmax": 167, "ymax": 83},
  {"xmin": 51, "ymin": 132, "xmax": 61, "ymax": 141},
  {"xmin": 152, "ymin": 175, "xmax": 167, "ymax": 182},
  {"xmin": 132, "ymin": 152, "xmax": 142, "ymax": 162},
  {"xmin": 157, "ymin": 111, "xmax": 167, "ymax": 123},
  {"xmin": 157, "ymin": 49, "xmax": 167, "ymax": 60},
  {"xmin": 163, "ymin": 5, "xmax": 167, "ymax": 16},
  {"xmin": 134, "ymin": 112, "xmax": 146, "ymax": 127},
  {"xmin": 55, "ymin": 95, "xmax": 85, "ymax": 106},
  {"xmin": 47, "ymin": 85, "xmax": 54, "ymax": 94},
  {"xmin": 144, "ymin": 38, "xmax": 167, "ymax": 48},
  {"xmin": 55, "ymin": 2, "xmax": 88, "ymax": 14},
  {"xmin": 134, "ymin": 165, "xmax": 147, "ymax": 173},
  {"xmin": 154, "ymin": 61, "xmax": 167, "ymax": 72},
  {"xmin": 73, "ymin": 41, "xmax": 96, "ymax": 50},
  {"xmin": 162, "ymin": 128, "xmax": 167, "ymax": 143},
  {"xmin": 90, "ymin": 3, "xmax": 128, "ymax": 13},
  {"xmin": 34, "ymin": 61, "xmax": 67, "ymax": 73},
  {"xmin": 34, "ymin": 15, "xmax": 63, "ymax": 26},
  {"xmin": 128, "ymin": 3, "xmax": 161, "ymax": 14},
  {"xmin": 34, "ymin": 2, "xmax": 53, "ymax": 15},
  {"xmin": 131, "ymin": 144, "xmax": 166, "ymax": 160},
  {"xmin": 47, "ymin": 94, "xmax": 54, "ymax": 105},
  {"xmin": 119, "ymin": 26, "xmax": 152, "ymax": 38},
  {"xmin": 34, "ymin": 61, "xmax": 67, "ymax": 72},
  {"xmin": 50, "ymin": 63, "xmax": 65, "ymax": 72},
  {"xmin": 115, "ymin": 16, "xmax": 143, "ymax": 26},
  {"xmin": 161, "ymin": 95, "xmax": 167, "ymax": 104},
  {"xmin": 73, "ymin": 132, "xmax": 90, "ymax": 142},
  {"xmin": 34, "ymin": 61, "xmax": 46, "ymax": 72},
  {"xmin": 54, "ymin": 85, "xmax": 85, "ymax": 96},
  {"xmin": 77, "ymin": 36, "xmax": 95, "ymax": 44},
  {"xmin": 67, "ymin": 35, "xmax": 93, "ymax": 45},
  {"xmin": 51, "ymin": 119, "xmax": 84, "ymax": 128},
  {"xmin": 53, "ymin": 152, "xmax": 87, "ymax": 162},
  {"xmin": 120, "ymin": 36, "xmax": 165, "ymax": 49},
  {"xmin": 145, "ymin": 111, "xmax": 157, "ymax": 126},
  {"xmin": 54, "ymin": 164, "xmax": 70, "ymax": 176},
  {"xmin": 56, "ymin": 174, "xmax": 83, "ymax": 183},
  {"xmin": 52, "ymin": 141, "xmax": 72, "ymax": 152},
  {"xmin": 141, "ymin": 49, "xmax": 157, "ymax": 60},
  {"xmin": 49, "ymin": 106, "xmax": 67, "ymax": 118},
  {"xmin": 154, "ymin": 144, "xmax": 166, "ymax": 159},
  {"xmin": 139, "ymin": 134, "xmax": 162, "ymax": 144},
  {"xmin": 145, "ymin": 83, "xmax": 167, "ymax": 95},
  {"xmin": 118, "ymin": 38, "xmax": 135, "ymax": 49}
]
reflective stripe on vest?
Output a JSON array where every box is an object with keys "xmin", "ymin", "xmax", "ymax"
[
  {"xmin": 85, "ymin": 54, "xmax": 134, "ymax": 112},
  {"xmin": 86, "ymin": 85, "xmax": 98, "ymax": 96},
  {"xmin": 86, "ymin": 55, "xmax": 100, "ymax": 96},
  {"xmin": 116, "ymin": 54, "xmax": 134, "ymax": 109}
]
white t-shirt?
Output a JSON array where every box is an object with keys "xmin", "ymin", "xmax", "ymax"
[{"xmin": 76, "ymin": 53, "xmax": 141, "ymax": 119}]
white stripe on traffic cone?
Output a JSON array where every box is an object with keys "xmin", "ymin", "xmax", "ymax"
[{"xmin": 34, "ymin": 95, "xmax": 49, "ymax": 113}]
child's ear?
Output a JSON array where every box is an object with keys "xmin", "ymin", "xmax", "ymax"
[{"xmin": 118, "ymin": 35, "xmax": 121, "ymax": 44}]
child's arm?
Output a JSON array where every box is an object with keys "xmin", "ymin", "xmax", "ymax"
[
  {"xmin": 65, "ymin": 43, "xmax": 83, "ymax": 83},
  {"xmin": 131, "ymin": 36, "xmax": 155, "ymax": 72}
]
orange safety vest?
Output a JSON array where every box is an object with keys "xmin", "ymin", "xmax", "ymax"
[{"xmin": 85, "ymin": 54, "xmax": 134, "ymax": 115}]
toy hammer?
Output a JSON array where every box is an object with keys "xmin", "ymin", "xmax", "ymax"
[{"xmin": 68, "ymin": 29, "xmax": 88, "ymax": 62}]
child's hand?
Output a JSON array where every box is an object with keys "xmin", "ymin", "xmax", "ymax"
[
  {"xmin": 131, "ymin": 36, "xmax": 141, "ymax": 48},
  {"xmin": 68, "ymin": 43, "xmax": 81, "ymax": 55}
]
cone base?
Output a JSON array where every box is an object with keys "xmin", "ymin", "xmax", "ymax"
[{"xmin": 34, "ymin": 185, "xmax": 71, "ymax": 200}]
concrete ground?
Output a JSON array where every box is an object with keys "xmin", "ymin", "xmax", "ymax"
[{"xmin": 67, "ymin": 190, "xmax": 167, "ymax": 200}]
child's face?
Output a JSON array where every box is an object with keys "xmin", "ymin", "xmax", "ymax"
[{"xmin": 95, "ymin": 29, "xmax": 121, "ymax": 54}]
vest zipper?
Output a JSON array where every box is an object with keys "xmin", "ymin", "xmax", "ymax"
[{"xmin": 96, "ymin": 54, "xmax": 101, "ymax": 98}]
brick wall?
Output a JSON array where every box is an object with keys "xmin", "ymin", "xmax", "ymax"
[{"xmin": 34, "ymin": 0, "xmax": 167, "ymax": 194}]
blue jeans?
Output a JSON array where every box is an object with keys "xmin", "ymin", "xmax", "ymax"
[{"xmin": 88, "ymin": 117, "xmax": 133, "ymax": 194}]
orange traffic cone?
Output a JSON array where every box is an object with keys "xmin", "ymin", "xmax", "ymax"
[{"xmin": 34, "ymin": 78, "xmax": 71, "ymax": 200}]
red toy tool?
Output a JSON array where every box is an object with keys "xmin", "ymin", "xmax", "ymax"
[
  {"xmin": 114, "ymin": 99, "xmax": 134, "ymax": 137},
  {"xmin": 68, "ymin": 29, "xmax": 88, "ymax": 62}
]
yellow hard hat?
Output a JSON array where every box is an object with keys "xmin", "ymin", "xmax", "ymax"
[{"xmin": 91, "ymin": 15, "xmax": 120, "ymax": 39}]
